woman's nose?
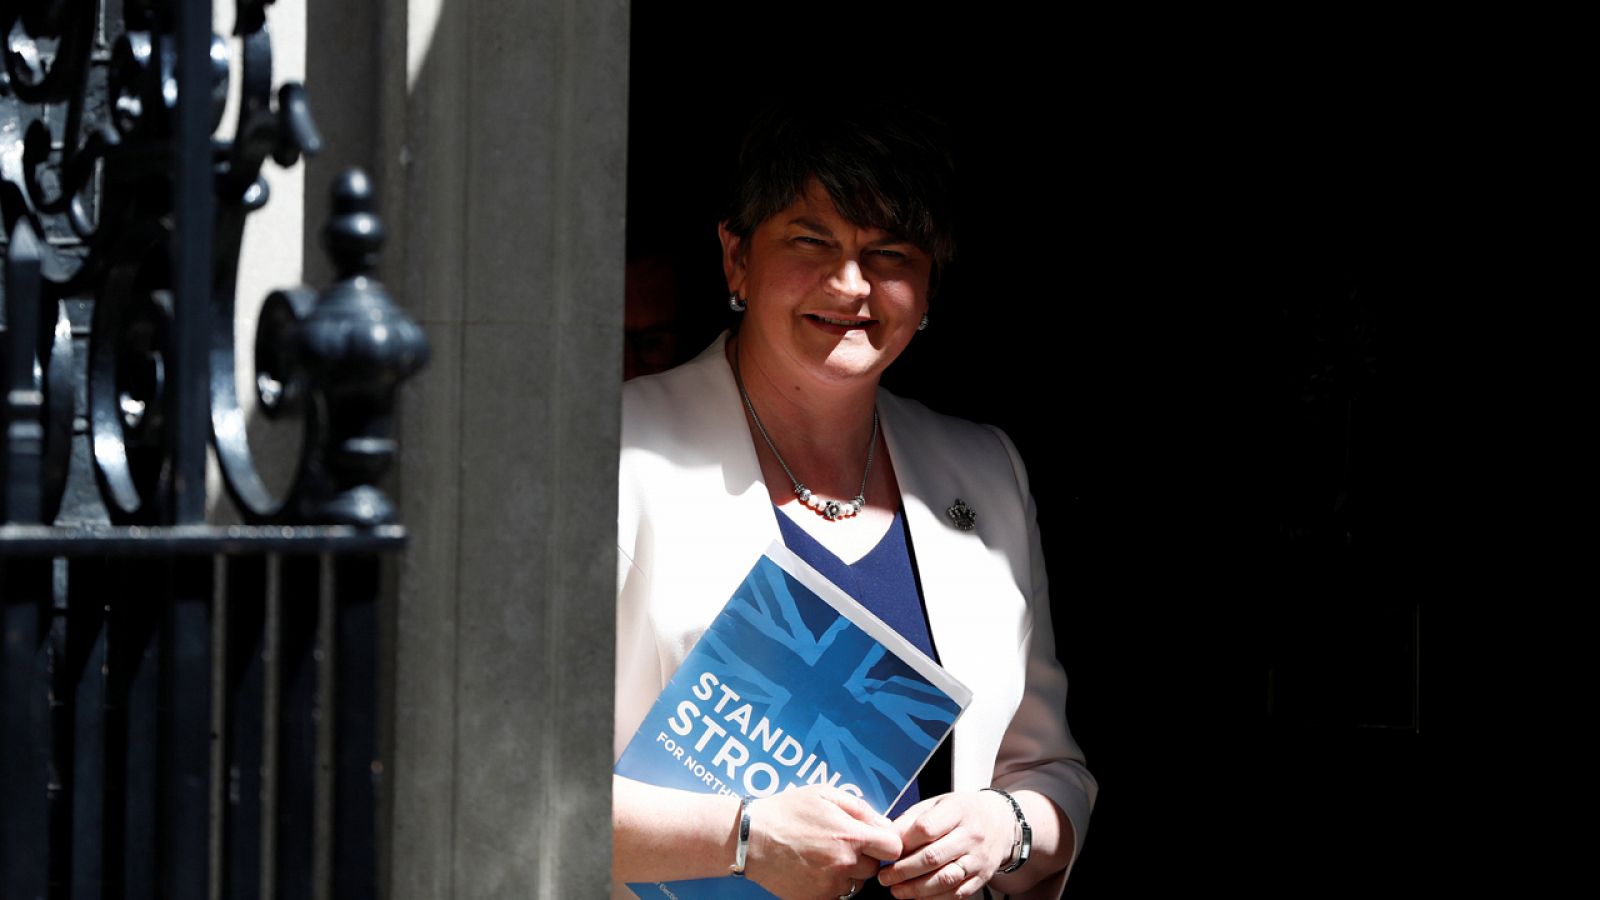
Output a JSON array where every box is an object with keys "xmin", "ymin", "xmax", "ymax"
[{"xmin": 827, "ymin": 259, "xmax": 870, "ymax": 299}]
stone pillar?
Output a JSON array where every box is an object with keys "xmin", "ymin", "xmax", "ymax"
[{"xmin": 307, "ymin": 1, "xmax": 628, "ymax": 896}]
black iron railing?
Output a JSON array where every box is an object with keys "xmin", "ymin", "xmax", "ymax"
[{"xmin": 1, "ymin": 2, "xmax": 425, "ymax": 898}]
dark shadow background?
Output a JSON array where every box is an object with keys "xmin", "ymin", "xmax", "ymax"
[{"xmin": 629, "ymin": 10, "xmax": 1423, "ymax": 895}]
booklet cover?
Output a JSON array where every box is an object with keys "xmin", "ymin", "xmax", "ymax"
[{"xmin": 617, "ymin": 542, "xmax": 972, "ymax": 900}]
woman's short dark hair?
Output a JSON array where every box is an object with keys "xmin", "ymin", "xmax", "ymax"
[{"xmin": 722, "ymin": 101, "xmax": 957, "ymax": 269}]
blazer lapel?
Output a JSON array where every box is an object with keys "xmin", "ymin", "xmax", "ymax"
[
  {"xmin": 878, "ymin": 391, "xmax": 1031, "ymax": 792},
  {"xmin": 639, "ymin": 334, "xmax": 783, "ymax": 654}
]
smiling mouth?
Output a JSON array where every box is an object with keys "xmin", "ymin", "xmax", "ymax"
[{"xmin": 806, "ymin": 314, "xmax": 875, "ymax": 328}]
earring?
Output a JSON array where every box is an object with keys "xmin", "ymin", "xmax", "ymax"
[
  {"xmin": 728, "ymin": 291, "xmax": 747, "ymax": 313},
  {"xmin": 917, "ymin": 313, "xmax": 929, "ymax": 331}
]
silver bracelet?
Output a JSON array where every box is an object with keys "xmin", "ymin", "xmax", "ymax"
[
  {"xmin": 729, "ymin": 796, "xmax": 752, "ymax": 877},
  {"xmin": 983, "ymin": 787, "xmax": 1032, "ymax": 874}
]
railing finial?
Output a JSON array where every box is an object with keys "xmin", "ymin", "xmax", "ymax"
[{"xmin": 299, "ymin": 169, "xmax": 427, "ymax": 526}]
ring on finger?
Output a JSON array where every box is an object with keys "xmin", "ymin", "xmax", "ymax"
[{"xmin": 837, "ymin": 880, "xmax": 861, "ymax": 900}]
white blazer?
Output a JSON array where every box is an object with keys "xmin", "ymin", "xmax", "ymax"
[{"xmin": 615, "ymin": 335, "xmax": 1095, "ymax": 897}]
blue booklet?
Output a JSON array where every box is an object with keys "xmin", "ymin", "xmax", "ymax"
[{"xmin": 617, "ymin": 542, "xmax": 972, "ymax": 899}]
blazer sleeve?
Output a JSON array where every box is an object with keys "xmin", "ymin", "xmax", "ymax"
[{"xmin": 985, "ymin": 425, "xmax": 1097, "ymax": 896}]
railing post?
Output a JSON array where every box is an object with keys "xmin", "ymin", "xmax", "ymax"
[
  {"xmin": 0, "ymin": 561, "xmax": 53, "ymax": 899},
  {"xmin": 171, "ymin": 0, "xmax": 214, "ymax": 525}
]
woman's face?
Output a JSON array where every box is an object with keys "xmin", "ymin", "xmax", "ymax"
[{"xmin": 722, "ymin": 180, "xmax": 931, "ymax": 391}]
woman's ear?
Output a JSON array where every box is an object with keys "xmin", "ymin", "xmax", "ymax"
[{"xmin": 718, "ymin": 222, "xmax": 746, "ymax": 293}]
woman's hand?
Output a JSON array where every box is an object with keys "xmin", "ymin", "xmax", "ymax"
[
  {"xmin": 875, "ymin": 791, "xmax": 1018, "ymax": 899},
  {"xmin": 746, "ymin": 786, "xmax": 902, "ymax": 900}
]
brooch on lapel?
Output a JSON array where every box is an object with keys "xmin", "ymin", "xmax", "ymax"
[{"xmin": 946, "ymin": 498, "xmax": 977, "ymax": 531}]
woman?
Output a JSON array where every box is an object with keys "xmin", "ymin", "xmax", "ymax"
[{"xmin": 615, "ymin": 105, "xmax": 1094, "ymax": 900}]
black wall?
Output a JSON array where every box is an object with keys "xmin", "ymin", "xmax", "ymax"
[{"xmin": 629, "ymin": 10, "xmax": 1422, "ymax": 895}]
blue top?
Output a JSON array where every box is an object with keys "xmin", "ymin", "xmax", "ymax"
[{"xmin": 775, "ymin": 507, "xmax": 952, "ymax": 819}]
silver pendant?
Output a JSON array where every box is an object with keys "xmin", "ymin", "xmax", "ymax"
[{"xmin": 946, "ymin": 498, "xmax": 976, "ymax": 531}]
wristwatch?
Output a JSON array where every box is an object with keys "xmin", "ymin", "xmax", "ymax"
[{"xmin": 983, "ymin": 787, "xmax": 1031, "ymax": 874}]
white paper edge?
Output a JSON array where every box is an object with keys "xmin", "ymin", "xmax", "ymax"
[{"xmin": 759, "ymin": 539, "xmax": 974, "ymax": 709}]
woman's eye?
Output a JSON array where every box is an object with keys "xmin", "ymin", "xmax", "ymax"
[
  {"xmin": 872, "ymin": 248, "xmax": 908, "ymax": 261},
  {"xmin": 794, "ymin": 236, "xmax": 827, "ymax": 247}
]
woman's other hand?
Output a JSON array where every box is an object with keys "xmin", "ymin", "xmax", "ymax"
[
  {"xmin": 747, "ymin": 786, "xmax": 902, "ymax": 900},
  {"xmin": 876, "ymin": 791, "xmax": 1017, "ymax": 899}
]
